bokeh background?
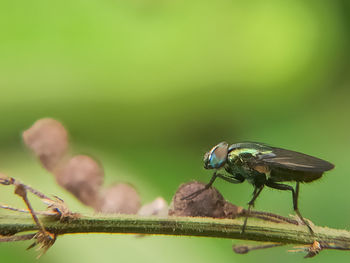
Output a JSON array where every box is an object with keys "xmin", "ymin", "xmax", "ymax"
[{"xmin": 1, "ymin": 0, "xmax": 350, "ymax": 262}]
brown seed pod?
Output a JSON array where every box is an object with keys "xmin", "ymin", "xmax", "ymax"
[
  {"xmin": 97, "ymin": 183, "xmax": 141, "ymax": 214},
  {"xmin": 138, "ymin": 197, "xmax": 168, "ymax": 217},
  {"xmin": 169, "ymin": 181, "xmax": 242, "ymax": 218},
  {"xmin": 54, "ymin": 155, "xmax": 104, "ymax": 208},
  {"xmin": 22, "ymin": 118, "xmax": 69, "ymax": 171}
]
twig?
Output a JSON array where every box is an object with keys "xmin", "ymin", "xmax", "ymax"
[
  {"xmin": 1, "ymin": 175, "xmax": 350, "ymax": 257},
  {"xmin": 1, "ymin": 213, "xmax": 350, "ymax": 251}
]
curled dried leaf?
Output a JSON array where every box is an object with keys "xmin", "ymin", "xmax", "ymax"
[{"xmin": 23, "ymin": 118, "xmax": 69, "ymax": 171}]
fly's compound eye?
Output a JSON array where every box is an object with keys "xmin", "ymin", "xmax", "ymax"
[{"xmin": 204, "ymin": 142, "xmax": 229, "ymax": 169}]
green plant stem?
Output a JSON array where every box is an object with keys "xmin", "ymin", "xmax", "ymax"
[{"xmin": 1, "ymin": 213, "xmax": 350, "ymax": 250}]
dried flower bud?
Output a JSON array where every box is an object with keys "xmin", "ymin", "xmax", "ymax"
[
  {"xmin": 23, "ymin": 118, "xmax": 69, "ymax": 171},
  {"xmin": 97, "ymin": 183, "xmax": 141, "ymax": 214},
  {"xmin": 54, "ymin": 155, "xmax": 104, "ymax": 207},
  {"xmin": 138, "ymin": 197, "xmax": 168, "ymax": 217}
]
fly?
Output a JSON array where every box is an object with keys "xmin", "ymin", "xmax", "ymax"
[{"xmin": 183, "ymin": 142, "xmax": 334, "ymax": 234}]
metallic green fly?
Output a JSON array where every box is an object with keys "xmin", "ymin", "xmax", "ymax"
[{"xmin": 183, "ymin": 142, "xmax": 334, "ymax": 234}]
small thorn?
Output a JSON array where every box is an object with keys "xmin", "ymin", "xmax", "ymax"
[{"xmin": 288, "ymin": 241, "xmax": 322, "ymax": 258}]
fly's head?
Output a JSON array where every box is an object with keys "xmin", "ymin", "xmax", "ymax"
[{"xmin": 203, "ymin": 142, "xmax": 229, "ymax": 170}]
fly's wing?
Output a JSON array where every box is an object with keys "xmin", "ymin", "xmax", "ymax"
[{"xmin": 257, "ymin": 147, "xmax": 334, "ymax": 172}]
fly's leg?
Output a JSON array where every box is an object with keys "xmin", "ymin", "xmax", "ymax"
[
  {"xmin": 241, "ymin": 185, "xmax": 264, "ymax": 234},
  {"xmin": 182, "ymin": 171, "xmax": 245, "ymax": 201},
  {"xmin": 266, "ymin": 180, "xmax": 314, "ymax": 234},
  {"xmin": 295, "ymin": 182, "xmax": 314, "ymax": 234},
  {"xmin": 181, "ymin": 172, "xmax": 218, "ymax": 200},
  {"xmin": 216, "ymin": 172, "xmax": 245, "ymax": 184}
]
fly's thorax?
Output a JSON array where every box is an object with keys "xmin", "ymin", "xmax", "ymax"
[
  {"xmin": 227, "ymin": 147, "xmax": 270, "ymax": 185},
  {"xmin": 227, "ymin": 147, "xmax": 273, "ymax": 171},
  {"xmin": 225, "ymin": 156, "xmax": 251, "ymax": 179},
  {"xmin": 228, "ymin": 147, "xmax": 261, "ymax": 161}
]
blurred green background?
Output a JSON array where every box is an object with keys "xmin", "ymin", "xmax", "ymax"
[{"xmin": 1, "ymin": 0, "xmax": 350, "ymax": 262}]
